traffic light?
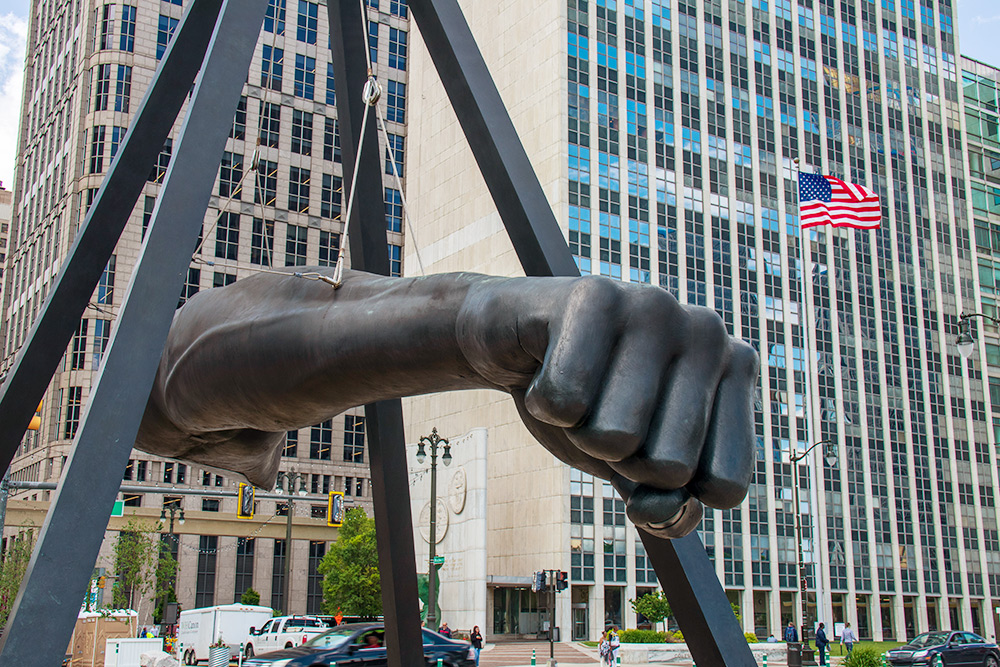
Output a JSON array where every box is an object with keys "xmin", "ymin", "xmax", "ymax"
[
  {"xmin": 555, "ymin": 570, "xmax": 568, "ymax": 591},
  {"xmin": 532, "ymin": 571, "xmax": 547, "ymax": 592},
  {"xmin": 327, "ymin": 491, "xmax": 344, "ymax": 527},
  {"xmin": 96, "ymin": 576, "xmax": 106, "ymax": 589},
  {"xmin": 27, "ymin": 400, "xmax": 42, "ymax": 431},
  {"xmin": 237, "ymin": 483, "xmax": 255, "ymax": 519}
]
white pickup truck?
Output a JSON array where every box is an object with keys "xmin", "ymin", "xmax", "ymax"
[{"xmin": 243, "ymin": 615, "xmax": 328, "ymax": 658}]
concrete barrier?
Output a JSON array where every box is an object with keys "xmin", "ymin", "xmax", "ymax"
[{"xmin": 618, "ymin": 641, "xmax": 790, "ymax": 665}]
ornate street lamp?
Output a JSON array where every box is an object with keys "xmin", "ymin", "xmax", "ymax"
[
  {"xmin": 416, "ymin": 428, "xmax": 451, "ymax": 630},
  {"xmin": 276, "ymin": 471, "xmax": 308, "ymax": 611},
  {"xmin": 790, "ymin": 439, "xmax": 838, "ymax": 663},
  {"xmin": 956, "ymin": 312, "xmax": 1000, "ymax": 359}
]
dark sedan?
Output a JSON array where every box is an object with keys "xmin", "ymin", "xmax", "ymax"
[
  {"xmin": 886, "ymin": 631, "xmax": 1000, "ymax": 666},
  {"xmin": 243, "ymin": 623, "xmax": 476, "ymax": 667}
]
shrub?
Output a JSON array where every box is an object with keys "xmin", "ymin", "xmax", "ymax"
[
  {"xmin": 745, "ymin": 632, "xmax": 758, "ymax": 643},
  {"xmin": 842, "ymin": 646, "xmax": 884, "ymax": 667},
  {"xmin": 619, "ymin": 629, "xmax": 668, "ymax": 643},
  {"xmin": 671, "ymin": 630, "xmax": 684, "ymax": 642},
  {"xmin": 241, "ymin": 588, "xmax": 261, "ymax": 605}
]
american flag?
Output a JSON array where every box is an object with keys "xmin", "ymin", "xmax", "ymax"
[{"xmin": 798, "ymin": 173, "xmax": 881, "ymax": 229}]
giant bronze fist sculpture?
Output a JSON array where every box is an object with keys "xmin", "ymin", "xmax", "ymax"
[{"xmin": 136, "ymin": 269, "xmax": 758, "ymax": 538}]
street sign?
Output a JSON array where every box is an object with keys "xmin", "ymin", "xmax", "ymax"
[
  {"xmin": 111, "ymin": 500, "xmax": 124, "ymax": 517},
  {"xmin": 432, "ymin": 555, "xmax": 445, "ymax": 565}
]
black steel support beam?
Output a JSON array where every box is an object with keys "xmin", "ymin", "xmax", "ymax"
[
  {"xmin": 327, "ymin": 2, "xmax": 424, "ymax": 666},
  {"xmin": 406, "ymin": 0, "xmax": 755, "ymax": 664},
  {"xmin": 0, "ymin": 1, "xmax": 268, "ymax": 664},
  {"xmin": 0, "ymin": 0, "xmax": 226, "ymax": 474}
]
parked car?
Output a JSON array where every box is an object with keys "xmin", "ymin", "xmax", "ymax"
[
  {"xmin": 242, "ymin": 623, "xmax": 476, "ymax": 667},
  {"xmin": 886, "ymin": 631, "xmax": 1000, "ymax": 666},
  {"xmin": 244, "ymin": 616, "xmax": 328, "ymax": 657}
]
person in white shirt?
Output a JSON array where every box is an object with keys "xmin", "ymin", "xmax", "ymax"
[{"xmin": 841, "ymin": 622, "xmax": 859, "ymax": 655}]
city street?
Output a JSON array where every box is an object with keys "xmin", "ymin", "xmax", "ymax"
[{"xmin": 478, "ymin": 641, "xmax": 599, "ymax": 666}]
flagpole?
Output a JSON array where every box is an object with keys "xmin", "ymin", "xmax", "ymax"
[{"xmin": 792, "ymin": 158, "xmax": 828, "ymax": 642}]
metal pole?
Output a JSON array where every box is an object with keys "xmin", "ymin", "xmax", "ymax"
[
  {"xmin": 0, "ymin": 470, "xmax": 9, "ymax": 540},
  {"xmin": 285, "ymin": 499, "xmax": 293, "ymax": 613},
  {"xmin": 427, "ymin": 444, "xmax": 438, "ymax": 630},
  {"xmin": 0, "ymin": 1, "xmax": 267, "ymax": 662}
]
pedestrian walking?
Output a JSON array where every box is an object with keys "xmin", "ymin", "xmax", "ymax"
[
  {"xmin": 815, "ymin": 622, "xmax": 829, "ymax": 666},
  {"xmin": 784, "ymin": 621, "xmax": 798, "ymax": 642},
  {"xmin": 608, "ymin": 626, "xmax": 620, "ymax": 664},
  {"xmin": 470, "ymin": 625, "xmax": 483, "ymax": 666},
  {"xmin": 599, "ymin": 631, "xmax": 613, "ymax": 667},
  {"xmin": 841, "ymin": 622, "xmax": 858, "ymax": 655},
  {"xmin": 438, "ymin": 621, "xmax": 452, "ymax": 638}
]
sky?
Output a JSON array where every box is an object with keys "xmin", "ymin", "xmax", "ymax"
[{"xmin": 0, "ymin": 0, "xmax": 998, "ymax": 190}]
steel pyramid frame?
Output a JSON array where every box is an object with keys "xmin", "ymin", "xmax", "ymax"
[{"xmin": 0, "ymin": 1, "xmax": 755, "ymax": 664}]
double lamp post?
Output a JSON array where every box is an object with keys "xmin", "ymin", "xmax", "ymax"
[{"xmin": 415, "ymin": 427, "xmax": 452, "ymax": 631}]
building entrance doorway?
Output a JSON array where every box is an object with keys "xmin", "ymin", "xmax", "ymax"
[
  {"xmin": 880, "ymin": 597, "xmax": 895, "ymax": 641},
  {"xmin": 492, "ymin": 587, "xmax": 542, "ymax": 636},
  {"xmin": 573, "ymin": 606, "xmax": 588, "ymax": 641}
]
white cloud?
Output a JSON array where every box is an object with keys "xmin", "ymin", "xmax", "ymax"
[
  {"xmin": 973, "ymin": 14, "xmax": 1000, "ymax": 25},
  {"xmin": 0, "ymin": 12, "xmax": 27, "ymax": 189}
]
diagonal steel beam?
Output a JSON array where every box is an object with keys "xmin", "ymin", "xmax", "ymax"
[
  {"xmin": 327, "ymin": 2, "xmax": 425, "ymax": 665},
  {"xmin": 0, "ymin": 1, "xmax": 268, "ymax": 664},
  {"xmin": 406, "ymin": 0, "xmax": 756, "ymax": 664},
  {"xmin": 0, "ymin": 0, "xmax": 226, "ymax": 473}
]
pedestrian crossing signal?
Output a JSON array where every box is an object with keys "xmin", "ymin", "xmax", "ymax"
[
  {"xmin": 327, "ymin": 491, "xmax": 344, "ymax": 527},
  {"xmin": 237, "ymin": 483, "xmax": 255, "ymax": 519},
  {"xmin": 28, "ymin": 400, "xmax": 42, "ymax": 430}
]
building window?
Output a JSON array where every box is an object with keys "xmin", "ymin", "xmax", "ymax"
[
  {"xmin": 97, "ymin": 255, "xmax": 116, "ymax": 305},
  {"xmin": 64, "ymin": 387, "xmax": 83, "ymax": 439},
  {"xmin": 115, "ymin": 65, "xmax": 132, "ymax": 112},
  {"xmin": 213, "ymin": 272, "xmax": 236, "ymax": 288},
  {"xmin": 251, "ymin": 218, "xmax": 275, "ymax": 266},
  {"xmin": 385, "ymin": 188, "xmax": 402, "ymax": 232},
  {"xmin": 99, "ymin": 5, "xmax": 115, "ymax": 50},
  {"xmin": 235, "ymin": 538, "xmax": 255, "ymax": 602},
  {"xmin": 123, "ymin": 459, "xmax": 133, "ymax": 481},
  {"xmin": 385, "ymin": 133, "xmax": 404, "ymax": 175},
  {"xmin": 307, "ymin": 541, "xmax": 325, "ymax": 613},
  {"xmin": 297, "ymin": 1, "xmax": 318, "ymax": 43},
  {"xmin": 388, "ymin": 243, "xmax": 402, "ymax": 276},
  {"xmin": 319, "ymin": 231, "xmax": 340, "ymax": 267},
  {"xmin": 232, "ymin": 96, "xmax": 247, "ymax": 140},
  {"xmin": 70, "ymin": 320, "xmax": 88, "ymax": 370},
  {"xmin": 284, "ymin": 430, "xmax": 299, "ymax": 457},
  {"xmin": 294, "ymin": 54, "xmax": 316, "ymax": 99},
  {"xmin": 368, "ymin": 21, "xmax": 379, "ymax": 64},
  {"xmin": 94, "ymin": 64, "xmax": 111, "ymax": 111},
  {"xmin": 321, "ymin": 174, "xmax": 342, "ymax": 219},
  {"xmin": 215, "ymin": 212, "xmax": 240, "ymax": 260},
  {"xmin": 142, "ymin": 196, "xmax": 155, "ymax": 238},
  {"xmin": 388, "ymin": 28, "xmax": 407, "ymax": 70},
  {"xmin": 163, "ymin": 462, "xmax": 174, "ymax": 483},
  {"xmin": 343, "ymin": 415, "xmax": 364, "ymax": 463},
  {"xmin": 345, "ymin": 476, "xmax": 353, "ymax": 496},
  {"xmin": 203, "ymin": 471, "xmax": 212, "ymax": 486},
  {"xmin": 264, "ymin": 0, "xmax": 286, "ymax": 34},
  {"xmin": 255, "ymin": 160, "xmax": 278, "ymax": 206},
  {"xmin": 179, "ymin": 268, "xmax": 200, "ymax": 306},
  {"xmin": 110, "ymin": 126, "xmax": 126, "ymax": 161},
  {"xmin": 195, "ymin": 536, "xmax": 218, "ymax": 607},
  {"xmin": 326, "ymin": 63, "xmax": 336, "ymax": 105},
  {"xmin": 310, "ymin": 420, "xmax": 332, "ymax": 460},
  {"xmin": 288, "ymin": 167, "xmax": 311, "ymax": 214},
  {"xmin": 261, "ymin": 45, "xmax": 284, "ymax": 91},
  {"xmin": 219, "ymin": 152, "xmax": 244, "ymax": 199},
  {"xmin": 285, "ymin": 222, "xmax": 308, "ymax": 265},
  {"xmin": 156, "ymin": 15, "xmax": 179, "ymax": 60},
  {"xmin": 271, "ymin": 539, "xmax": 286, "ymax": 611},
  {"xmin": 149, "ymin": 139, "xmax": 172, "ymax": 183},
  {"xmin": 90, "ymin": 126, "xmax": 106, "ymax": 174},
  {"xmin": 259, "ymin": 102, "xmax": 281, "ymax": 148},
  {"xmin": 386, "ymin": 80, "xmax": 405, "ymax": 123},
  {"xmin": 136, "ymin": 460, "xmax": 147, "ymax": 482},
  {"xmin": 92, "ymin": 319, "xmax": 111, "ymax": 370},
  {"xmin": 119, "ymin": 5, "xmax": 136, "ymax": 51},
  {"xmin": 291, "ymin": 110, "xmax": 313, "ymax": 155},
  {"xmin": 390, "ymin": 0, "xmax": 406, "ymax": 17},
  {"xmin": 202, "ymin": 498, "xmax": 221, "ymax": 512},
  {"xmin": 323, "ymin": 118, "xmax": 341, "ymax": 162}
]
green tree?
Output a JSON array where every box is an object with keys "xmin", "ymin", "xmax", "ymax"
[
  {"xmin": 630, "ymin": 590, "xmax": 672, "ymax": 632},
  {"xmin": 0, "ymin": 530, "xmax": 35, "ymax": 628},
  {"xmin": 241, "ymin": 587, "xmax": 261, "ymax": 605},
  {"xmin": 110, "ymin": 519, "xmax": 177, "ymax": 619},
  {"xmin": 318, "ymin": 508, "xmax": 381, "ymax": 618}
]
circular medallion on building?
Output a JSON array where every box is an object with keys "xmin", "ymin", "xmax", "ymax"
[
  {"xmin": 449, "ymin": 468, "xmax": 467, "ymax": 515},
  {"xmin": 418, "ymin": 500, "xmax": 449, "ymax": 544}
]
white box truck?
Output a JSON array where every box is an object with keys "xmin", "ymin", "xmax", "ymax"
[{"xmin": 177, "ymin": 604, "xmax": 273, "ymax": 665}]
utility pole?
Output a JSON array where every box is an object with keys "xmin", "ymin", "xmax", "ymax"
[
  {"xmin": 416, "ymin": 428, "xmax": 451, "ymax": 630},
  {"xmin": 276, "ymin": 471, "xmax": 306, "ymax": 613}
]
